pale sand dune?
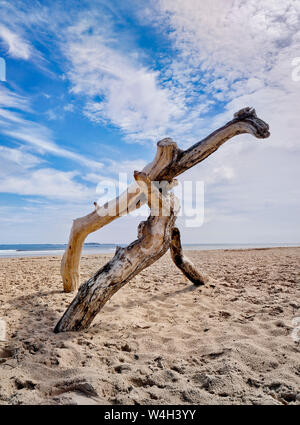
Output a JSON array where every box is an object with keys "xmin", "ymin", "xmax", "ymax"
[{"xmin": 0, "ymin": 248, "xmax": 299, "ymax": 405}]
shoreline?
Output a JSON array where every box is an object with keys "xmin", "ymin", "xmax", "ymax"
[{"xmin": 0, "ymin": 244, "xmax": 299, "ymax": 259}]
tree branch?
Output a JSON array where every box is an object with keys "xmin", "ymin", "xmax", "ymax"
[
  {"xmin": 61, "ymin": 108, "xmax": 269, "ymax": 292},
  {"xmin": 170, "ymin": 227, "xmax": 209, "ymax": 286},
  {"xmin": 55, "ymin": 171, "xmax": 179, "ymax": 332}
]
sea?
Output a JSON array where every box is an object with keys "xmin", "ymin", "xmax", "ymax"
[{"xmin": 0, "ymin": 243, "xmax": 299, "ymax": 258}]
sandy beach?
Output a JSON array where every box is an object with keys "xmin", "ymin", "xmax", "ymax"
[{"xmin": 0, "ymin": 247, "xmax": 299, "ymax": 405}]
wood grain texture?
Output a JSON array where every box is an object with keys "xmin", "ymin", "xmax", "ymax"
[
  {"xmin": 170, "ymin": 227, "xmax": 209, "ymax": 286},
  {"xmin": 55, "ymin": 172, "xmax": 180, "ymax": 332},
  {"xmin": 61, "ymin": 107, "xmax": 270, "ymax": 293}
]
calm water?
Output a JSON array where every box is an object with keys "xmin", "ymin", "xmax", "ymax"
[{"xmin": 0, "ymin": 243, "xmax": 299, "ymax": 258}]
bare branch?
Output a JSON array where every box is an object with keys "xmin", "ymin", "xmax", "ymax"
[
  {"xmin": 54, "ymin": 172, "xmax": 179, "ymax": 332},
  {"xmin": 61, "ymin": 108, "xmax": 270, "ymax": 292},
  {"xmin": 170, "ymin": 227, "xmax": 209, "ymax": 286}
]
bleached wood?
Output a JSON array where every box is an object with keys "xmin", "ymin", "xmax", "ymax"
[
  {"xmin": 54, "ymin": 171, "xmax": 180, "ymax": 332},
  {"xmin": 170, "ymin": 227, "xmax": 209, "ymax": 286},
  {"xmin": 61, "ymin": 107, "xmax": 270, "ymax": 292}
]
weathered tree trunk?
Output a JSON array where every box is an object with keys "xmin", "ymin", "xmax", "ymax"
[
  {"xmin": 61, "ymin": 108, "xmax": 270, "ymax": 293},
  {"xmin": 54, "ymin": 171, "xmax": 180, "ymax": 332},
  {"xmin": 170, "ymin": 227, "xmax": 209, "ymax": 286},
  {"xmin": 55, "ymin": 107, "xmax": 270, "ymax": 333},
  {"xmin": 61, "ymin": 138, "xmax": 179, "ymax": 292}
]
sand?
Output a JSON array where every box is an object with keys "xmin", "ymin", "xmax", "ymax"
[{"xmin": 0, "ymin": 247, "xmax": 299, "ymax": 405}]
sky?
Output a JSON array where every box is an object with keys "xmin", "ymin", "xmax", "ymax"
[{"xmin": 0, "ymin": 0, "xmax": 299, "ymax": 245}]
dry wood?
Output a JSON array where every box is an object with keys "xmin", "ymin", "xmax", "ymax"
[
  {"xmin": 61, "ymin": 138, "xmax": 179, "ymax": 292},
  {"xmin": 54, "ymin": 171, "xmax": 180, "ymax": 332},
  {"xmin": 61, "ymin": 107, "xmax": 270, "ymax": 293},
  {"xmin": 170, "ymin": 227, "xmax": 209, "ymax": 286}
]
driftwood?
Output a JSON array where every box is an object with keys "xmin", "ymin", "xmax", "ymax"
[
  {"xmin": 54, "ymin": 171, "xmax": 180, "ymax": 332},
  {"xmin": 55, "ymin": 107, "xmax": 270, "ymax": 333},
  {"xmin": 170, "ymin": 227, "xmax": 208, "ymax": 286},
  {"xmin": 61, "ymin": 108, "xmax": 269, "ymax": 293}
]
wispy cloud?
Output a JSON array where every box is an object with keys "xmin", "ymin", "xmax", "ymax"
[
  {"xmin": 0, "ymin": 1, "xmax": 299, "ymax": 244},
  {"xmin": 0, "ymin": 145, "xmax": 41, "ymax": 169},
  {"xmin": 152, "ymin": 0, "xmax": 300, "ymax": 148},
  {"xmin": 0, "ymin": 168, "xmax": 92, "ymax": 200},
  {"xmin": 62, "ymin": 20, "xmax": 185, "ymax": 143},
  {"xmin": 0, "ymin": 85, "xmax": 29, "ymax": 110},
  {"xmin": 0, "ymin": 86, "xmax": 103, "ymax": 169},
  {"xmin": 0, "ymin": 146, "xmax": 93, "ymax": 200},
  {"xmin": 0, "ymin": 24, "xmax": 31, "ymax": 59},
  {"xmin": 3, "ymin": 126, "xmax": 103, "ymax": 169}
]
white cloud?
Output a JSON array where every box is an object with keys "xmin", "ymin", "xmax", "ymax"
[
  {"xmin": 0, "ymin": 1, "xmax": 300, "ymax": 244},
  {"xmin": 123, "ymin": 0, "xmax": 300, "ymax": 243},
  {"xmin": 107, "ymin": 158, "xmax": 148, "ymax": 175},
  {"xmin": 0, "ymin": 168, "xmax": 91, "ymax": 200},
  {"xmin": 0, "ymin": 85, "xmax": 29, "ymax": 110},
  {"xmin": 62, "ymin": 20, "xmax": 190, "ymax": 143},
  {"xmin": 3, "ymin": 125, "xmax": 103, "ymax": 169},
  {"xmin": 0, "ymin": 145, "xmax": 41, "ymax": 169},
  {"xmin": 153, "ymin": 0, "xmax": 300, "ymax": 148},
  {"xmin": 0, "ymin": 86, "xmax": 103, "ymax": 169},
  {"xmin": 58, "ymin": 1, "xmax": 298, "ymax": 149},
  {"xmin": 0, "ymin": 146, "xmax": 93, "ymax": 200},
  {"xmin": 63, "ymin": 103, "xmax": 74, "ymax": 112},
  {"xmin": 0, "ymin": 24, "xmax": 31, "ymax": 59},
  {"xmin": 45, "ymin": 109, "xmax": 59, "ymax": 121},
  {"xmin": 155, "ymin": 0, "xmax": 300, "ymax": 79}
]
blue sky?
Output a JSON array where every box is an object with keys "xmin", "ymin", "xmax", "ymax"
[{"xmin": 0, "ymin": 0, "xmax": 300, "ymax": 244}]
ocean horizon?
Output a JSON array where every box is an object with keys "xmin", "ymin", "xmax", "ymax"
[{"xmin": 0, "ymin": 242, "xmax": 299, "ymax": 258}]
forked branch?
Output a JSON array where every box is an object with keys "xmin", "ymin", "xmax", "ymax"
[
  {"xmin": 54, "ymin": 172, "xmax": 179, "ymax": 332},
  {"xmin": 61, "ymin": 107, "xmax": 270, "ymax": 292}
]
